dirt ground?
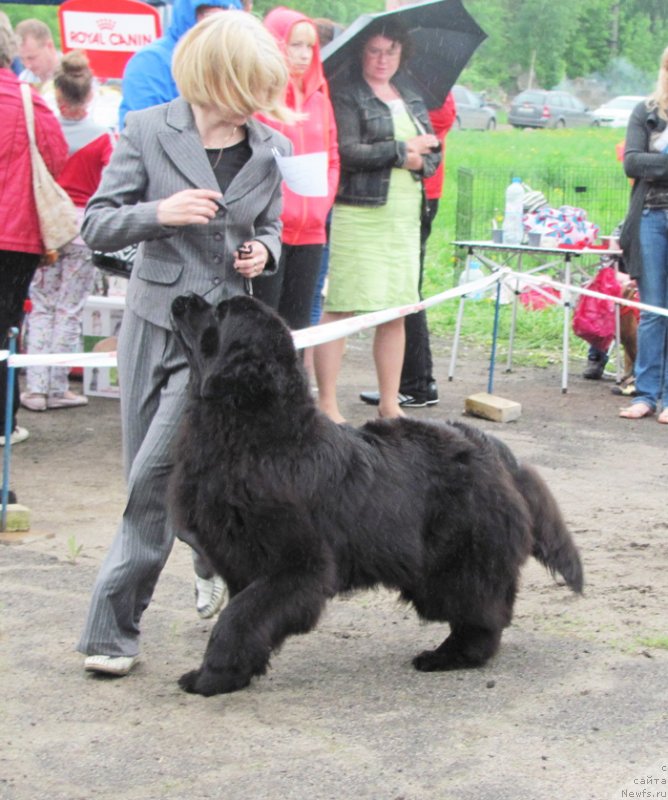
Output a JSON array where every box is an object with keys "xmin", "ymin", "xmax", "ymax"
[{"xmin": 1, "ymin": 329, "xmax": 667, "ymax": 800}]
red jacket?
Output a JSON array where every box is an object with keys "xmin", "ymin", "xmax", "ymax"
[
  {"xmin": 257, "ymin": 7, "xmax": 339, "ymax": 245},
  {"xmin": 0, "ymin": 69, "xmax": 68, "ymax": 255},
  {"xmin": 423, "ymin": 93, "xmax": 457, "ymax": 201},
  {"xmin": 58, "ymin": 131, "xmax": 114, "ymax": 207}
]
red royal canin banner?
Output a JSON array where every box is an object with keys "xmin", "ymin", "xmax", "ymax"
[{"xmin": 58, "ymin": 0, "xmax": 162, "ymax": 80}]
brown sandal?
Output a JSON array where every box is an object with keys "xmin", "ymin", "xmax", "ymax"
[{"xmin": 619, "ymin": 402, "xmax": 654, "ymax": 419}]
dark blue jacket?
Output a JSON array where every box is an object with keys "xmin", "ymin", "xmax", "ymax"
[
  {"xmin": 332, "ymin": 74, "xmax": 440, "ymax": 207},
  {"xmin": 118, "ymin": 0, "xmax": 241, "ymax": 129}
]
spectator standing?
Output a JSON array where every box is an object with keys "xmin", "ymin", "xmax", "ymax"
[
  {"xmin": 360, "ymin": 91, "xmax": 456, "ymax": 408},
  {"xmin": 21, "ymin": 51, "xmax": 113, "ymax": 413},
  {"xmin": 0, "ymin": 26, "xmax": 68, "ymax": 449},
  {"xmin": 314, "ymin": 18, "xmax": 440, "ymax": 422},
  {"xmin": 254, "ymin": 7, "xmax": 339, "ymax": 332},
  {"xmin": 15, "ymin": 18, "xmax": 60, "ymax": 87},
  {"xmin": 582, "ymin": 343, "xmax": 609, "ymax": 380},
  {"xmin": 0, "ymin": 12, "xmax": 23, "ymax": 76},
  {"xmin": 77, "ymin": 12, "xmax": 292, "ymax": 676},
  {"xmin": 619, "ymin": 46, "xmax": 668, "ymax": 424},
  {"xmin": 118, "ymin": 0, "xmax": 241, "ymax": 129}
]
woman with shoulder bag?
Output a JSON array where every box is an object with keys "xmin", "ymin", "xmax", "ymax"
[{"xmin": 0, "ymin": 26, "xmax": 68, "ymax": 448}]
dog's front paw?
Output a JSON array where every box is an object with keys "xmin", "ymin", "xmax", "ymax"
[
  {"xmin": 178, "ymin": 668, "xmax": 204, "ymax": 694},
  {"xmin": 178, "ymin": 665, "xmax": 251, "ymax": 696},
  {"xmin": 412, "ymin": 650, "xmax": 441, "ymax": 672},
  {"xmin": 412, "ymin": 649, "xmax": 463, "ymax": 672}
]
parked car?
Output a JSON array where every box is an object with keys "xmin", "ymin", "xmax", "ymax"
[
  {"xmin": 451, "ymin": 85, "xmax": 496, "ymax": 131},
  {"xmin": 591, "ymin": 95, "xmax": 645, "ymax": 128},
  {"xmin": 508, "ymin": 89, "xmax": 595, "ymax": 129}
]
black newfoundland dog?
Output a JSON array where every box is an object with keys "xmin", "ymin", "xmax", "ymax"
[{"xmin": 170, "ymin": 294, "xmax": 583, "ymax": 697}]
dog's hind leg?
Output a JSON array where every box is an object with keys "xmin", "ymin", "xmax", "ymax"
[
  {"xmin": 179, "ymin": 570, "xmax": 330, "ymax": 696},
  {"xmin": 412, "ymin": 622, "xmax": 502, "ymax": 672}
]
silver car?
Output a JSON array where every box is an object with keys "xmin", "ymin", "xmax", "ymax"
[
  {"xmin": 591, "ymin": 95, "xmax": 645, "ymax": 128},
  {"xmin": 508, "ymin": 89, "xmax": 595, "ymax": 129},
  {"xmin": 451, "ymin": 85, "xmax": 497, "ymax": 131}
]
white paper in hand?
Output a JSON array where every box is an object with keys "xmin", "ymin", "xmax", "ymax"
[{"xmin": 272, "ymin": 150, "xmax": 328, "ymax": 197}]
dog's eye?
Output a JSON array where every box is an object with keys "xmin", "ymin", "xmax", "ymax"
[{"xmin": 200, "ymin": 326, "xmax": 219, "ymax": 358}]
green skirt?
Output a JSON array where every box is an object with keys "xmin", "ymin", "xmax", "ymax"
[{"xmin": 325, "ymin": 107, "xmax": 422, "ymax": 313}]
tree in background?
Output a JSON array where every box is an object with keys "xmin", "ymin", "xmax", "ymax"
[
  {"xmin": 6, "ymin": 0, "xmax": 668, "ymax": 96},
  {"xmin": 5, "ymin": 4, "xmax": 59, "ymax": 44},
  {"xmin": 254, "ymin": 0, "xmax": 382, "ymax": 23}
]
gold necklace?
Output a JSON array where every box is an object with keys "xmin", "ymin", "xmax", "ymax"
[{"xmin": 211, "ymin": 125, "xmax": 238, "ymax": 169}]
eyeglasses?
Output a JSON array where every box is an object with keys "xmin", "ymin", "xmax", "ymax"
[{"xmin": 365, "ymin": 44, "xmax": 401, "ymax": 61}]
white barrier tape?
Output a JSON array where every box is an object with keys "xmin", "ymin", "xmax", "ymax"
[
  {"xmin": 0, "ymin": 273, "xmax": 500, "ymax": 369},
  {"xmin": 502, "ymin": 269, "xmax": 668, "ymax": 318},
  {"xmin": 8, "ymin": 265, "xmax": 663, "ymax": 367},
  {"xmin": 291, "ymin": 271, "xmax": 502, "ymax": 350},
  {"xmin": 2, "ymin": 351, "xmax": 118, "ymax": 368}
]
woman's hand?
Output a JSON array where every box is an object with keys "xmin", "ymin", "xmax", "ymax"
[
  {"xmin": 233, "ymin": 241, "xmax": 269, "ymax": 278},
  {"xmin": 406, "ymin": 134, "xmax": 440, "ymax": 154},
  {"xmin": 404, "ymin": 133, "xmax": 440, "ymax": 171},
  {"xmin": 157, "ymin": 189, "xmax": 222, "ymax": 226}
]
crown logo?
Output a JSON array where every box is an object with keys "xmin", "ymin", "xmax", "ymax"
[{"xmin": 96, "ymin": 18, "xmax": 115, "ymax": 30}]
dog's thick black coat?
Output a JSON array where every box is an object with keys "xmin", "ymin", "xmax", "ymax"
[{"xmin": 170, "ymin": 294, "xmax": 584, "ymax": 697}]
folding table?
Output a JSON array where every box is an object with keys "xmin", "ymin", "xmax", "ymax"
[{"xmin": 450, "ymin": 240, "xmax": 624, "ymax": 393}]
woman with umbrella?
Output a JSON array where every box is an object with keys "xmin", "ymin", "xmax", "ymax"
[{"xmin": 314, "ymin": 17, "xmax": 440, "ymax": 422}]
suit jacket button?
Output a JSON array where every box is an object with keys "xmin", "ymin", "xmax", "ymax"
[
  {"xmin": 212, "ymin": 277, "xmax": 221, "ymax": 285},
  {"xmin": 213, "ymin": 254, "xmax": 222, "ymax": 264},
  {"xmin": 214, "ymin": 232, "xmax": 223, "ymax": 241}
]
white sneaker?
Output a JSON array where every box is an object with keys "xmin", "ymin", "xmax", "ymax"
[
  {"xmin": 0, "ymin": 426, "xmax": 29, "ymax": 447},
  {"xmin": 195, "ymin": 574, "xmax": 227, "ymax": 619},
  {"xmin": 84, "ymin": 654, "xmax": 138, "ymax": 676}
]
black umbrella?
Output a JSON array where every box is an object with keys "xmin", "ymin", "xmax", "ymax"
[{"xmin": 321, "ymin": 0, "xmax": 486, "ymax": 110}]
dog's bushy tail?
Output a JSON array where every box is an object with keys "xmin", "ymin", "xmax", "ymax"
[{"xmin": 516, "ymin": 464, "xmax": 584, "ymax": 594}]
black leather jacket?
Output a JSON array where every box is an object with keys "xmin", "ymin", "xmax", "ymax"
[{"xmin": 332, "ymin": 74, "xmax": 440, "ymax": 207}]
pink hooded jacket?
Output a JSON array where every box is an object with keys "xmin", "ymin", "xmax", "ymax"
[{"xmin": 258, "ymin": 7, "xmax": 339, "ymax": 246}]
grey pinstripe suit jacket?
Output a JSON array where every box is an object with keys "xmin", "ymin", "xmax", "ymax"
[{"xmin": 81, "ymin": 98, "xmax": 291, "ymax": 329}]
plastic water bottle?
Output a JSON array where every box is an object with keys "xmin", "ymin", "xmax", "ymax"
[
  {"xmin": 503, "ymin": 177, "xmax": 525, "ymax": 245},
  {"xmin": 458, "ymin": 259, "xmax": 485, "ymax": 299}
]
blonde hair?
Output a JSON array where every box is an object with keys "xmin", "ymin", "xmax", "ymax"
[
  {"xmin": 648, "ymin": 46, "xmax": 668, "ymax": 119},
  {"xmin": 289, "ymin": 20, "xmax": 317, "ymax": 46},
  {"xmin": 0, "ymin": 25, "xmax": 15, "ymax": 68},
  {"xmin": 173, "ymin": 11, "xmax": 293, "ymax": 122}
]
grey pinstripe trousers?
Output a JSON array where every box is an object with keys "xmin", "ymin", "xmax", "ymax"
[{"xmin": 77, "ymin": 307, "xmax": 209, "ymax": 656}]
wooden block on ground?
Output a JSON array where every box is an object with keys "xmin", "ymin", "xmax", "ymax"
[
  {"xmin": 1, "ymin": 503, "xmax": 31, "ymax": 532},
  {"xmin": 465, "ymin": 392, "xmax": 522, "ymax": 423}
]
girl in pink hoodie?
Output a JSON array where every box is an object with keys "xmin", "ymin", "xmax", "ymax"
[{"xmin": 255, "ymin": 7, "xmax": 339, "ymax": 331}]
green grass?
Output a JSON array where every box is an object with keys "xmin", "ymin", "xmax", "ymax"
[
  {"xmin": 639, "ymin": 636, "xmax": 668, "ymax": 651},
  {"xmin": 422, "ymin": 127, "xmax": 627, "ymax": 364}
]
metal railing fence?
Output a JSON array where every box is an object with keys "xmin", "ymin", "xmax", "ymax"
[{"xmin": 455, "ymin": 167, "xmax": 630, "ymax": 242}]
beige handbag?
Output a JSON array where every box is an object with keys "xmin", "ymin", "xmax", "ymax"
[{"xmin": 20, "ymin": 83, "xmax": 79, "ymax": 255}]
